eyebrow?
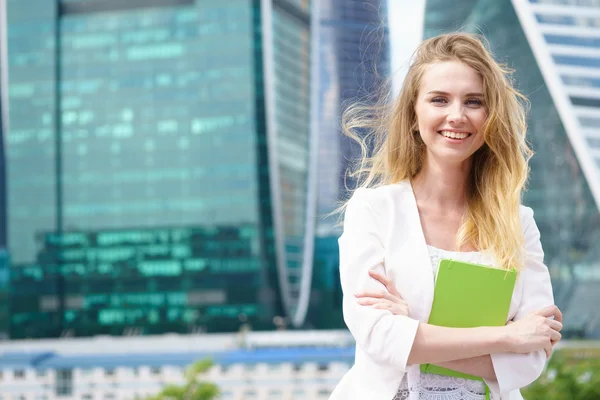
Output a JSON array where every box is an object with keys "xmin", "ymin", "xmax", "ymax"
[{"xmin": 426, "ymin": 90, "xmax": 484, "ymax": 97}]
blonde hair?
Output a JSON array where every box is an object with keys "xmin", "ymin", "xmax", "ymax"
[{"xmin": 341, "ymin": 32, "xmax": 533, "ymax": 270}]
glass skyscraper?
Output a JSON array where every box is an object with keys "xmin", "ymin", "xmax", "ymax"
[
  {"xmin": 424, "ymin": 0, "xmax": 600, "ymax": 338},
  {"xmin": 306, "ymin": 0, "xmax": 390, "ymax": 329},
  {"xmin": 0, "ymin": 0, "xmax": 9, "ymax": 339},
  {"xmin": 4, "ymin": 0, "xmax": 316, "ymax": 339}
]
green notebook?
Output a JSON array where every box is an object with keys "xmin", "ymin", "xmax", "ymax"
[{"xmin": 420, "ymin": 258, "xmax": 517, "ymax": 382}]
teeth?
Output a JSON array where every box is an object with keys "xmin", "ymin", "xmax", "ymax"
[{"xmin": 440, "ymin": 131, "xmax": 470, "ymax": 139}]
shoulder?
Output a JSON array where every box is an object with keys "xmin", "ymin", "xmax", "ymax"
[
  {"xmin": 349, "ymin": 181, "xmax": 412, "ymax": 209},
  {"xmin": 344, "ymin": 182, "xmax": 412, "ymax": 228},
  {"xmin": 519, "ymin": 205, "xmax": 538, "ymax": 234},
  {"xmin": 519, "ymin": 205, "xmax": 543, "ymax": 253}
]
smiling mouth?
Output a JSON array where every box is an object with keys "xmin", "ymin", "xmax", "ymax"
[{"xmin": 438, "ymin": 130, "xmax": 472, "ymax": 140}]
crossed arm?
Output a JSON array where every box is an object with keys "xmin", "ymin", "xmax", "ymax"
[{"xmin": 355, "ymin": 270, "xmax": 562, "ymax": 382}]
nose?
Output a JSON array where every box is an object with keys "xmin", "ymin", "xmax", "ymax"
[{"xmin": 447, "ymin": 104, "xmax": 466, "ymax": 124}]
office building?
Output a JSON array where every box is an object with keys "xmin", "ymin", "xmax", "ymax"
[
  {"xmin": 0, "ymin": 0, "xmax": 8, "ymax": 339},
  {"xmin": 4, "ymin": 0, "xmax": 317, "ymax": 338},
  {"xmin": 424, "ymin": 0, "xmax": 600, "ymax": 337},
  {"xmin": 307, "ymin": 0, "xmax": 390, "ymax": 329}
]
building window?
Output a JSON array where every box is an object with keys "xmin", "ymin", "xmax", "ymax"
[
  {"xmin": 56, "ymin": 369, "xmax": 73, "ymax": 396},
  {"xmin": 14, "ymin": 369, "xmax": 25, "ymax": 379},
  {"xmin": 105, "ymin": 394, "xmax": 116, "ymax": 400},
  {"xmin": 105, "ymin": 368, "xmax": 115, "ymax": 377},
  {"xmin": 36, "ymin": 369, "xmax": 47, "ymax": 378},
  {"xmin": 243, "ymin": 390, "xmax": 257, "ymax": 399},
  {"xmin": 317, "ymin": 363, "xmax": 329, "ymax": 372},
  {"xmin": 82, "ymin": 395, "xmax": 93, "ymax": 400},
  {"xmin": 150, "ymin": 367, "xmax": 161, "ymax": 375}
]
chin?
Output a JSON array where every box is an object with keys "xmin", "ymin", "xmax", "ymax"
[{"xmin": 429, "ymin": 149, "xmax": 475, "ymax": 165}]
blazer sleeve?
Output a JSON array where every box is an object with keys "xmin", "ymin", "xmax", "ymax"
[
  {"xmin": 485, "ymin": 206, "xmax": 554, "ymax": 395},
  {"xmin": 338, "ymin": 188, "xmax": 420, "ymax": 371}
]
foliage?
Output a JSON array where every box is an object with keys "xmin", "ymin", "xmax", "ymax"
[
  {"xmin": 522, "ymin": 348, "xmax": 600, "ymax": 400},
  {"xmin": 146, "ymin": 358, "xmax": 220, "ymax": 400}
]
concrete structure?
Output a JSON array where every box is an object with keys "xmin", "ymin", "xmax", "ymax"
[{"xmin": 0, "ymin": 331, "xmax": 354, "ymax": 400}]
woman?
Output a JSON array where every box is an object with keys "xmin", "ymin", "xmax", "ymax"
[{"xmin": 329, "ymin": 33, "xmax": 562, "ymax": 400}]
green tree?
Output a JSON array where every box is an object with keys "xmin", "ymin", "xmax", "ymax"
[
  {"xmin": 146, "ymin": 359, "xmax": 220, "ymax": 400},
  {"xmin": 522, "ymin": 350, "xmax": 600, "ymax": 400}
]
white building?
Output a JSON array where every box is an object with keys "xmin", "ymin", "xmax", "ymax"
[{"xmin": 0, "ymin": 331, "xmax": 354, "ymax": 400}]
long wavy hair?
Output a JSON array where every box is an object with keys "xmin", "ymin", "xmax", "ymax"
[{"xmin": 341, "ymin": 33, "xmax": 533, "ymax": 270}]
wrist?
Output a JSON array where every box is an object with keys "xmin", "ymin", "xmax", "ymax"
[{"xmin": 483, "ymin": 326, "xmax": 511, "ymax": 353}]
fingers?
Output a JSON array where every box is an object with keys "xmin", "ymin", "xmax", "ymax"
[
  {"xmin": 553, "ymin": 306, "xmax": 563, "ymax": 324},
  {"xmin": 371, "ymin": 302, "xmax": 409, "ymax": 316},
  {"xmin": 356, "ymin": 298, "xmax": 409, "ymax": 316},
  {"xmin": 356, "ymin": 295, "xmax": 407, "ymax": 308},
  {"xmin": 368, "ymin": 270, "xmax": 402, "ymax": 298},
  {"xmin": 549, "ymin": 329, "xmax": 562, "ymax": 343},
  {"xmin": 548, "ymin": 319, "xmax": 563, "ymax": 332},
  {"xmin": 355, "ymin": 291, "xmax": 400, "ymax": 303},
  {"xmin": 544, "ymin": 343, "xmax": 552, "ymax": 359},
  {"xmin": 534, "ymin": 305, "xmax": 563, "ymax": 322},
  {"xmin": 356, "ymin": 297, "xmax": 386, "ymax": 306}
]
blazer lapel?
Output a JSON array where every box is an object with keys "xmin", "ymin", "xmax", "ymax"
[{"xmin": 388, "ymin": 181, "xmax": 435, "ymax": 323}]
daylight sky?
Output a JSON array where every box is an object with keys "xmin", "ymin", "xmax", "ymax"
[{"xmin": 387, "ymin": 1, "xmax": 426, "ymax": 92}]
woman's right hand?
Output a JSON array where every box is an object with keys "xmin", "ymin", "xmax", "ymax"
[{"xmin": 504, "ymin": 305, "xmax": 563, "ymax": 358}]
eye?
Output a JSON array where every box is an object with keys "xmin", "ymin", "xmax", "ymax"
[
  {"xmin": 466, "ymin": 98, "xmax": 483, "ymax": 106},
  {"xmin": 431, "ymin": 97, "xmax": 447, "ymax": 104}
]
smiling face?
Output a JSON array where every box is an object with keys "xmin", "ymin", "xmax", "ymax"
[{"xmin": 414, "ymin": 61, "xmax": 488, "ymax": 167}]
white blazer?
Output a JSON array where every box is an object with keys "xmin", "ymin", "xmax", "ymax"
[{"xmin": 329, "ymin": 181, "xmax": 554, "ymax": 400}]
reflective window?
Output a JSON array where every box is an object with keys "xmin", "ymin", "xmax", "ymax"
[
  {"xmin": 580, "ymin": 117, "xmax": 600, "ymax": 127},
  {"xmin": 587, "ymin": 137, "xmax": 600, "ymax": 148},
  {"xmin": 545, "ymin": 34, "xmax": 600, "ymax": 47},
  {"xmin": 562, "ymin": 75, "xmax": 600, "ymax": 88},
  {"xmin": 530, "ymin": 0, "xmax": 600, "ymax": 6},
  {"xmin": 536, "ymin": 14, "xmax": 577, "ymax": 25},
  {"xmin": 571, "ymin": 96, "xmax": 600, "ymax": 108},
  {"xmin": 5, "ymin": 0, "xmax": 295, "ymax": 338},
  {"xmin": 553, "ymin": 55, "xmax": 600, "ymax": 68}
]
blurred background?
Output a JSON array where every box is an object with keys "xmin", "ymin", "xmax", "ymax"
[{"xmin": 0, "ymin": 0, "xmax": 598, "ymax": 399}]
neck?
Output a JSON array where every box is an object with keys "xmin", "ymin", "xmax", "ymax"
[{"xmin": 412, "ymin": 154, "xmax": 472, "ymax": 211}]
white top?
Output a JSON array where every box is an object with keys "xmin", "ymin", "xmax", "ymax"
[{"xmin": 394, "ymin": 245, "xmax": 496, "ymax": 400}]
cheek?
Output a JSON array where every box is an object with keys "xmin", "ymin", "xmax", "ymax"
[
  {"xmin": 416, "ymin": 107, "xmax": 444, "ymax": 130},
  {"xmin": 472, "ymin": 110, "xmax": 488, "ymax": 130}
]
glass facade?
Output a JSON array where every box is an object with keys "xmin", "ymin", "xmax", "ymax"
[
  {"xmin": 0, "ymin": 0, "xmax": 8, "ymax": 339},
  {"xmin": 306, "ymin": 0, "xmax": 390, "ymax": 329},
  {"xmin": 271, "ymin": 0, "xmax": 313, "ymax": 322},
  {"xmin": 531, "ymin": 0, "xmax": 600, "ymax": 175},
  {"xmin": 424, "ymin": 0, "xmax": 600, "ymax": 338},
  {"xmin": 5, "ymin": 0, "xmax": 313, "ymax": 338}
]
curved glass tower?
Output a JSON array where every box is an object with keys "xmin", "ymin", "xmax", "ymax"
[
  {"xmin": 4, "ymin": 0, "xmax": 316, "ymax": 338},
  {"xmin": 0, "ymin": 0, "xmax": 9, "ymax": 339},
  {"xmin": 307, "ymin": 0, "xmax": 390, "ymax": 329},
  {"xmin": 424, "ymin": 0, "xmax": 600, "ymax": 338}
]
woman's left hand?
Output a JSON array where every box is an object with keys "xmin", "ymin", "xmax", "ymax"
[{"xmin": 354, "ymin": 270, "xmax": 409, "ymax": 316}]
